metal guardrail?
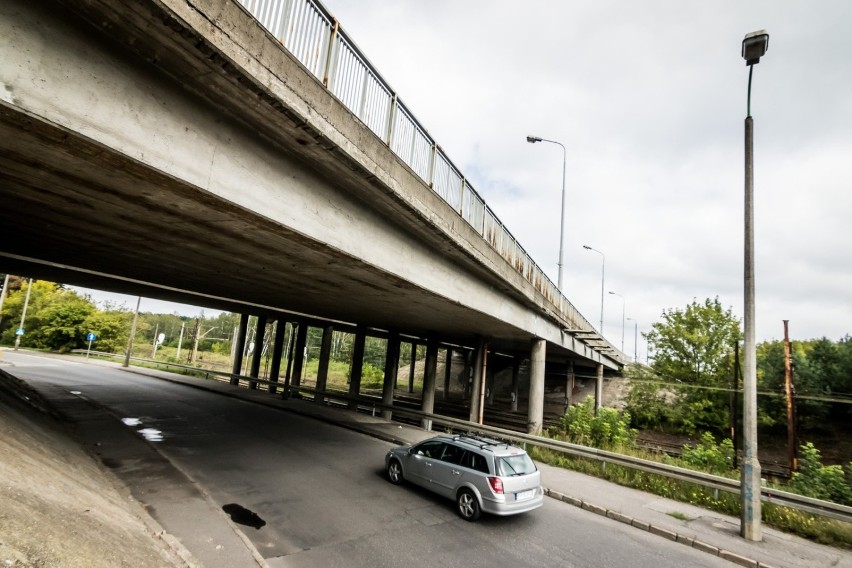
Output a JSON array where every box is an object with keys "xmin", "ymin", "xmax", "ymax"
[
  {"xmin": 235, "ymin": 0, "xmax": 626, "ymax": 364},
  {"xmin": 86, "ymin": 350, "xmax": 851, "ymax": 524}
]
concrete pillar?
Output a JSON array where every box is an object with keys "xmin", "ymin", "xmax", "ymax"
[
  {"xmin": 348, "ymin": 327, "xmax": 366, "ymax": 410},
  {"xmin": 381, "ymin": 331, "xmax": 400, "ymax": 420},
  {"xmin": 248, "ymin": 314, "xmax": 267, "ymax": 389},
  {"xmin": 594, "ymin": 363, "xmax": 604, "ymax": 416},
  {"xmin": 527, "ymin": 338, "xmax": 546, "ymax": 434},
  {"xmin": 510, "ymin": 356, "xmax": 521, "ymax": 412},
  {"xmin": 421, "ymin": 338, "xmax": 439, "ymax": 431},
  {"xmin": 468, "ymin": 338, "xmax": 486, "ymax": 423},
  {"xmin": 230, "ymin": 313, "xmax": 249, "ymax": 385},
  {"xmin": 408, "ymin": 342, "xmax": 417, "ymax": 393},
  {"xmin": 291, "ymin": 321, "xmax": 308, "ymax": 391},
  {"xmin": 268, "ymin": 319, "xmax": 287, "ymax": 394},
  {"xmin": 315, "ymin": 325, "xmax": 334, "ymax": 405},
  {"xmin": 442, "ymin": 348, "xmax": 452, "ymax": 400},
  {"xmin": 564, "ymin": 360, "xmax": 575, "ymax": 414}
]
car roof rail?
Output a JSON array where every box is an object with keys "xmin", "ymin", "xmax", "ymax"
[{"xmin": 455, "ymin": 433, "xmax": 511, "ymax": 451}]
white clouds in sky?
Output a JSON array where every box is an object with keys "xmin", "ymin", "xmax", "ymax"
[{"xmin": 320, "ymin": 0, "xmax": 852, "ymax": 347}]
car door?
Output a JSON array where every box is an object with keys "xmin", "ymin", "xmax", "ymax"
[
  {"xmin": 406, "ymin": 440, "xmax": 445, "ymax": 489},
  {"xmin": 429, "ymin": 443, "xmax": 466, "ymax": 498}
]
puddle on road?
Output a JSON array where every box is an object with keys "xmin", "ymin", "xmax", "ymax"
[
  {"xmin": 137, "ymin": 428, "xmax": 164, "ymax": 442},
  {"xmin": 121, "ymin": 418, "xmax": 164, "ymax": 442},
  {"xmin": 222, "ymin": 503, "xmax": 267, "ymax": 530},
  {"xmin": 69, "ymin": 391, "xmax": 82, "ymax": 395}
]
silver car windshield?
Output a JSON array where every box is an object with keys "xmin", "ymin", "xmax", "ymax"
[{"xmin": 496, "ymin": 454, "xmax": 536, "ymax": 476}]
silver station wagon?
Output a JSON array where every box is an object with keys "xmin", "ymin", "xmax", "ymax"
[{"xmin": 385, "ymin": 434, "xmax": 543, "ymax": 521}]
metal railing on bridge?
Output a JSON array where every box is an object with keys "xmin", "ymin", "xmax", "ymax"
[{"xmin": 236, "ymin": 0, "xmax": 626, "ymax": 363}]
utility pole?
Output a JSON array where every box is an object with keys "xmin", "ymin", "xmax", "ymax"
[
  {"xmin": 13, "ymin": 278, "xmax": 33, "ymax": 351},
  {"xmin": 783, "ymin": 320, "xmax": 798, "ymax": 472}
]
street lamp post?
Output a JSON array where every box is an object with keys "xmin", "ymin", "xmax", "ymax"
[
  {"xmin": 527, "ymin": 135, "xmax": 567, "ymax": 291},
  {"xmin": 608, "ymin": 290, "xmax": 625, "ymax": 353},
  {"xmin": 740, "ymin": 28, "xmax": 769, "ymax": 542},
  {"xmin": 583, "ymin": 245, "xmax": 605, "ymax": 334}
]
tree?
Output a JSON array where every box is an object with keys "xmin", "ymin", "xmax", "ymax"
[{"xmin": 643, "ymin": 297, "xmax": 742, "ymax": 436}]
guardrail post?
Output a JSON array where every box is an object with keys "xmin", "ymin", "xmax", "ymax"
[
  {"xmin": 427, "ymin": 144, "xmax": 437, "ymax": 187},
  {"xmin": 385, "ymin": 94, "xmax": 397, "ymax": 146},
  {"xmin": 322, "ymin": 19, "xmax": 339, "ymax": 89}
]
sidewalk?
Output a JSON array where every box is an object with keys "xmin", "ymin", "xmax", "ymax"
[{"xmin": 122, "ymin": 365, "xmax": 850, "ymax": 568}]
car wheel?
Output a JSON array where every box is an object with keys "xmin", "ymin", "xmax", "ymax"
[
  {"xmin": 387, "ymin": 459, "xmax": 403, "ymax": 485},
  {"xmin": 457, "ymin": 489, "xmax": 481, "ymax": 522}
]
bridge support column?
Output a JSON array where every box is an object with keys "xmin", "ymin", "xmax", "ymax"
[
  {"xmin": 382, "ymin": 331, "xmax": 400, "ymax": 420},
  {"xmin": 564, "ymin": 360, "xmax": 575, "ymax": 413},
  {"xmin": 421, "ymin": 338, "xmax": 439, "ymax": 431},
  {"xmin": 469, "ymin": 338, "xmax": 487, "ymax": 424},
  {"xmin": 268, "ymin": 319, "xmax": 287, "ymax": 394},
  {"xmin": 442, "ymin": 348, "xmax": 452, "ymax": 400},
  {"xmin": 248, "ymin": 314, "xmax": 267, "ymax": 389},
  {"xmin": 528, "ymin": 338, "xmax": 546, "ymax": 434},
  {"xmin": 291, "ymin": 321, "xmax": 308, "ymax": 394},
  {"xmin": 594, "ymin": 363, "xmax": 603, "ymax": 415},
  {"xmin": 231, "ymin": 313, "xmax": 249, "ymax": 385},
  {"xmin": 348, "ymin": 327, "xmax": 366, "ymax": 410},
  {"xmin": 408, "ymin": 342, "xmax": 417, "ymax": 393},
  {"xmin": 315, "ymin": 325, "xmax": 334, "ymax": 405},
  {"xmin": 511, "ymin": 356, "xmax": 521, "ymax": 412}
]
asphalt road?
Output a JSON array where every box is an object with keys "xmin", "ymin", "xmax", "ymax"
[{"xmin": 4, "ymin": 352, "xmax": 732, "ymax": 568}]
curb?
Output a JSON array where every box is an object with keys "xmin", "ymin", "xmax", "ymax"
[{"xmin": 543, "ymin": 488, "xmax": 777, "ymax": 568}]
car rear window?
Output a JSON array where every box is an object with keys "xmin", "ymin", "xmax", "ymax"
[{"xmin": 496, "ymin": 454, "xmax": 537, "ymax": 476}]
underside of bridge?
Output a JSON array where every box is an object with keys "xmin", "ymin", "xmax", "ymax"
[{"xmin": 0, "ymin": 0, "xmax": 619, "ymax": 377}]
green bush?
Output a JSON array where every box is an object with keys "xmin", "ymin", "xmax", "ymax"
[
  {"xmin": 788, "ymin": 443, "xmax": 852, "ymax": 506},
  {"xmin": 679, "ymin": 432, "xmax": 735, "ymax": 475},
  {"xmin": 556, "ymin": 396, "xmax": 636, "ymax": 449}
]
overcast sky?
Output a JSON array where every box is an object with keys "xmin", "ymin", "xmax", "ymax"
[
  {"xmin": 316, "ymin": 0, "xmax": 852, "ymax": 353},
  {"xmin": 78, "ymin": 1, "xmax": 851, "ymax": 356}
]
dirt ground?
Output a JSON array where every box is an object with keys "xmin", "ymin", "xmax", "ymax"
[{"xmin": 0, "ymin": 371, "xmax": 191, "ymax": 568}]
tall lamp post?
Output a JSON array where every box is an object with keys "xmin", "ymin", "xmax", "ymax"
[
  {"xmin": 527, "ymin": 135, "xmax": 567, "ymax": 291},
  {"xmin": 608, "ymin": 290, "xmax": 625, "ymax": 353},
  {"xmin": 740, "ymin": 28, "xmax": 769, "ymax": 542},
  {"xmin": 583, "ymin": 245, "xmax": 605, "ymax": 334}
]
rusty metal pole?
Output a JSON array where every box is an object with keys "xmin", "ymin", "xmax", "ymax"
[{"xmin": 783, "ymin": 320, "xmax": 798, "ymax": 472}]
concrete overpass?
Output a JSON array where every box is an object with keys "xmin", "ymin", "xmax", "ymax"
[{"xmin": 0, "ymin": 0, "xmax": 622, "ymax": 432}]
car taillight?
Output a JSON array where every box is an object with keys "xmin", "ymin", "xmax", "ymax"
[{"xmin": 487, "ymin": 476, "xmax": 504, "ymax": 494}]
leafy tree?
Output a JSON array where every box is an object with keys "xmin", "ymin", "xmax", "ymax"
[
  {"xmin": 82, "ymin": 310, "xmax": 132, "ymax": 354},
  {"xmin": 643, "ymin": 298, "xmax": 741, "ymax": 436},
  {"xmin": 645, "ymin": 297, "xmax": 741, "ymax": 385}
]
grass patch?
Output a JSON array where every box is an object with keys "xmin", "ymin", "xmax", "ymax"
[{"xmin": 528, "ymin": 443, "xmax": 851, "ymax": 549}]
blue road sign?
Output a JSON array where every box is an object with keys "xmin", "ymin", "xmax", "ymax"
[
  {"xmin": 15, "ymin": 328, "xmax": 24, "ymax": 336},
  {"xmin": 86, "ymin": 332, "xmax": 97, "ymax": 341}
]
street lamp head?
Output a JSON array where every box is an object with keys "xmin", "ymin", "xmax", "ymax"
[
  {"xmin": 742, "ymin": 30, "xmax": 769, "ymax": 66},
  {"xmin": 526, "ymin": 135, "xmax": 542, "ymax": 143},
  {"xmin": 582, "ymin": 245, "xmax": 591, "ymax": 250}
]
